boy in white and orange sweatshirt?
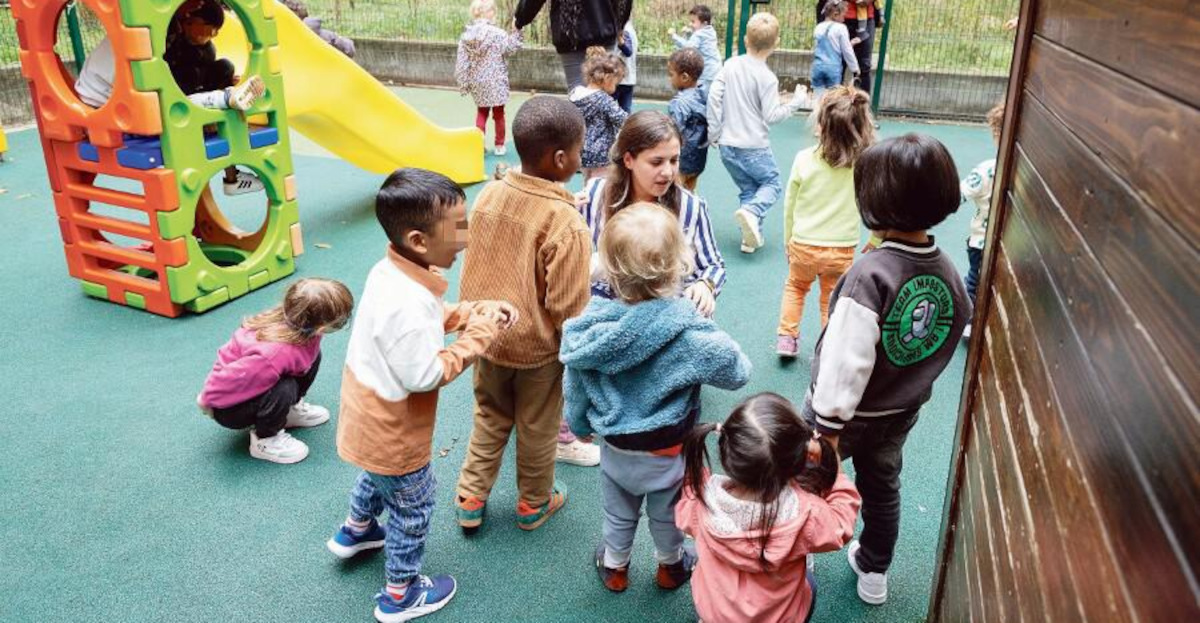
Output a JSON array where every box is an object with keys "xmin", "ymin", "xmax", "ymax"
[{"xmin": 325, "ymin": 168, "xmax": 516, "ymax": 623}]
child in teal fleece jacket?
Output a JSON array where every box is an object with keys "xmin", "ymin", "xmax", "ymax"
[{"xmin": 560, "ymin": 202, "xmax": 751, "ymax": 592}]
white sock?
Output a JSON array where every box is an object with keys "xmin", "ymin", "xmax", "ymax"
[
  {"xmin": 187, "ymin": 89, "xmax": 229, "ymax": 110},
  {"xmin": 656, "ymin": 547, "xmax": 683, "ymax": 565},
  {"xmin": 603, "ymin": 546, "xmax": 631, "ymax": 569},
  {"xmin": 345, "ymin": 516, "xmax": 371, "ymax": 534},
  {"xmin": 386, "ymin": 580, "xmax": 409, "ymax": 599}
]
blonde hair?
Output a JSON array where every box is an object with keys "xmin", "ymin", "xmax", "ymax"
[
  {"xmin": 986, "ymin": 101, "xmax": 1005, "ymax": 140},
  {"xmin": 815, "ymin": 86, "xmax": 876, "ymax": 168},
  {"xmin": 599, "ymin": 202, "xmax": 693, "ymax": 303},
  {"xmin": 469, "ymin": 0, "xmax": 495, "ymax": 20},
  {"xmin": 745, "ymin": 12, "xmax": 780, "ymax": 53},
  {"xmin": 582, "ymin": 46, "xmax": 626, "ymax": 86},
  {"xmin": 243, "ymin": 278, "xmax": 354, "ymax": 344}
]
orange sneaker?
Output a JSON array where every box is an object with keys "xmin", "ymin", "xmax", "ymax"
[
  {"xmin": 455, "ymin": 495, "xmax": 487, "ymax": 535},
  {"xmin": 515, "ymin": 486, "xmax": 566, "ymax": 531}
]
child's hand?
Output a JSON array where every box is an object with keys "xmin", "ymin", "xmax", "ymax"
[
  {"xmin": 574, "ymin": 190, "xmax": 589, "ymax": 210},
  {"xmin": 685, "ymin": 282, "xmax": 716, "ymax": 318},
  {"xmin": 489, "ymin": 301, "xmax": 520, "ymax": 330},
  {"xmin": 792, "ymin": 83, "xmax": 809, "ymax": 108},
  {"xmin": 850, "ymin": 37, "xmax": 862, "ymax": 46}
]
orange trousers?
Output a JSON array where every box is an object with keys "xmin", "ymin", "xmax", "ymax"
[{"xmin": 777, "ymin": 242, "xmax": 856, "ymax": 337}]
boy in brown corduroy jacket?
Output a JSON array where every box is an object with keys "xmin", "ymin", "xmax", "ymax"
[{"xmin": 454, "ymin": 95, "xmax": 593, "ymax": 533}]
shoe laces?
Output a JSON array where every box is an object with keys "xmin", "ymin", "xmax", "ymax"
[
  {"xmin": 293, "ymin": 400, "xmax": 314, "ymax": 414},
  {"xmin": 265, "ymin": 430, "xmax": 295, "ymax": 448}
]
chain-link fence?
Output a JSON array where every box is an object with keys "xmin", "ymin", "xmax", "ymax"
[{"xmin": 1, "ymin": 0, "xmax": 1018, "ymax": 127}]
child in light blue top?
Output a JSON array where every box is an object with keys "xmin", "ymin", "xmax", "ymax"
[
  {"xmin": 812, "ymin": 1, "xmax": 860, "ymax": 98},
  {"xmin": 562, "ymin": 202, "xmax": 750, "ymax": 592},
  {"xmin": 669, "ymin": 4, "xmax": 722, "ymax": 87}
]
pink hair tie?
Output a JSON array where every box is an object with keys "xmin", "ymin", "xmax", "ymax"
[{"xmin": 714, "ymin": 422, "xmax": 724, "ymax": 435}]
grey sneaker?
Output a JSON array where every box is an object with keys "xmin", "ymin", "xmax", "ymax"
[{"xmin": 848, "ymin": 540, "xmax": 888, "ymax": 605}]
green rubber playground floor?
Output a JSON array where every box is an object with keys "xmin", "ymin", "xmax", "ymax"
[{"xmin": 0, "ymin": 87, "xmax": 995, "ymax": 623}]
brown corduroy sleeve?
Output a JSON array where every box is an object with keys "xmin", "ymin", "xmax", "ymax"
[{"xmin": 542, "ymin": 227, "xmax": 593, "ymax": 329}]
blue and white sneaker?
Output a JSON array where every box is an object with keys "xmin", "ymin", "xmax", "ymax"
[
  {"xmin": 374, "ymin": 575, "xmax": 457, "ymax": 623},
  {"xmin": 326, "ymin": 520, "xmax": 386, "ymax": 559}
]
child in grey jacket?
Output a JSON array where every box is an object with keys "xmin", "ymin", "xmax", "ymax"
[{"xmin": 561, "ymin": 202, "xmax": 751, "ymax": 593}]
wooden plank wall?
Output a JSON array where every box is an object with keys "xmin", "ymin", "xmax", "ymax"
[{"xmin": 929, "ymin": 0, "xmax": 1199, "ymax": 621}]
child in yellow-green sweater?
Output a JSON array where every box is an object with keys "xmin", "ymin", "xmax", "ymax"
[{"xmin": 777, "ymin": 87, "xmax": 876, "ymax": 357}]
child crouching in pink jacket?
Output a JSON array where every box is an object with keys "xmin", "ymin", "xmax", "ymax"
[{"xmin": 676, "ymin": 392, "xmax": 861, "ymax": 623}]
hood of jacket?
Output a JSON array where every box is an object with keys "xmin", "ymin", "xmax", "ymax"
[{"xmin": 560, "ymin": 297, "xmax": 701, "ymax": 373}]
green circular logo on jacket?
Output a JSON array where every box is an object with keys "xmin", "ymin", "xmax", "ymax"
[{"xmin": 881, "ymin": 275, "xmax": 955, "ymax": 367}]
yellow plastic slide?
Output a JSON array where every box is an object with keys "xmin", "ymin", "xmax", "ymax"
[{"xmin": 215, "ymin": 4, "xmax": 484, "ymax": 184}]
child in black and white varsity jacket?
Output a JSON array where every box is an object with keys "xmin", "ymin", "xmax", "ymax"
[{"xmin": 800, "ymin": 133, "xmax": 970, "ymax": 608}]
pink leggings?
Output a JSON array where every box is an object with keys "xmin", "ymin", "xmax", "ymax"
[{"xmin": 475, "ymin": 106, "xmax": 506, "ymax": 146}]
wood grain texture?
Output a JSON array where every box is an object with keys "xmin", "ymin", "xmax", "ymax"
[
  {"xmin": 1015, "ymin": 95, "xmax": 1200, "ymax": 383},
  {"xmin": 1023, "ymin": 36, "xmax": 1200, "ymax": 242},
  {"xmin": 1035, "ymin": 0, "xmax": 1200, "ymax": 107}
]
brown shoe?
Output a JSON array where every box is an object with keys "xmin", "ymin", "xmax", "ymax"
[{"xmin": 595, "ymin": 544, "xmax": 630, "ymax": 592}]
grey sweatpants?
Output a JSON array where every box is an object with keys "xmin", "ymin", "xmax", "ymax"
[{"xmin": 599, "ymin": 444, "xmax": 685, "ymax": 568}]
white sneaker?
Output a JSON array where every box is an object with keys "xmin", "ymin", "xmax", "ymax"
[
  {"xmin": 286, "ymin": 399, "xmax": 330, "ymax": 428},
  {"xmin": 493, "ymin": 145, "xmax": 507, "ymax": 156},
  {"xmin": 223, "ymin": 170, "xmax": 264, "ymax": 196},
  {"xmin": 249, "ymin": 430, "xmax": 309, "ymax": 464},
  {"xmin": 556, "ymin": 439, "xmax": 600, "ymax": 466},
  {"xmin": 848, "ymin": 540, "xmax": 888, "ymax": 605},
  {"xmin": 735, "ymin": 208, "xmax": 764, "ymax": 253},
  {"xmin": 226, "ymin": 75, "xmax": 265, "ymax": 111}
]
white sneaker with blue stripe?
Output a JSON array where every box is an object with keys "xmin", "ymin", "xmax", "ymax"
[
  {"xmin": 326, "ymin": 520, "xmax": 386, "ymax": 559},
  {"xmin": 374, "ymin": 575, "xmax": 457, "ymax": 623}
]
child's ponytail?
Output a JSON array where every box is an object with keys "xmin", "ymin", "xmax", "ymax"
[
  {"xmin": 795, "ymin": 434, "xmax": 839, "ymax": 497},
  {"xmin": 682, "ymin": 421, "xmax": 721, "ymax": 507},
  {"xmin": 815, "ymin": 85, "xmax": 877, "ymax": 168}
]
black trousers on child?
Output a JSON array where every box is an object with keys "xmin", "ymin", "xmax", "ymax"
[
  {"xmin": 212, "ymin": 354, "xmax": 321, "ymax": 438},
  {"xmin": 835, "ymin": 409, "xmax": 919, "ymax": 574}
]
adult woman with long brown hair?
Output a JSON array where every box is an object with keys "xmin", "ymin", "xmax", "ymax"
[{"xmin": 577, "ymin": 110, "xmax": 726, "ymax": 317}]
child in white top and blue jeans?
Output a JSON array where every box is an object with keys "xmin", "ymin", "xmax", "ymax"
[{"xmin": 706, "ymin": 12, "xmax": 806, "ymax": 254}]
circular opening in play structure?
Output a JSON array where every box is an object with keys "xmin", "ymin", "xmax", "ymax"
[{"xmin": 192, "ymin": 167, "xmax": 272, "ymax": 268}]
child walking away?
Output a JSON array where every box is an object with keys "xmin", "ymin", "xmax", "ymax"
[
  {"xmin": 667, "ymin": 48, "xmax": 709, "ymax": 192},
  {"xmin": 960, "ymin": 102, "xmax": 1005, "ymax": 339},
  {"xmin": 669, "ymin": 4, "xmax": 722, "ymax": 87},
  {"xmin": 76, "ymin": 0, "xmax": 266, "ymax": 196},
  {"xmin": 615, "ymin": 20, "xmax": 638, "ymax": 113},
  {"xmin": 328, "ymin": 169, "xmax": 514, "ymax": 623},
  {"xmin": 456, "ymin": 0, "xmax": 524, "ymax": 156},
  {"xmin": 198, "ymin": 278, "xmax": 353, "ymax": 464},
  {"xmin": 454, "ymin": 96, "xmax": 592, "ymax": 534},
  {"xmin": 801, "ymin": 134, "xmax": 969, "ymax": 606},
  {"xmin": 570, "ymin": 47, "xmax": 628, "ymax": 180},
  {"xmin": 811, "ymin": 1, "xmax": 859, "ymax": 100},
  {"xmin": 561, "ymin": 202, "xmax": 752, "ymax": 593},
  {"xmin": 777, "ymin": 86, "xmax": 875, "ymax": 358},
  {"xmin": 707, "ymin": 12, "xmax": 807, "ymax": 254},
  {"xmin": 676, "ymin": 393, "xmax": 861, "ymax": 623}
]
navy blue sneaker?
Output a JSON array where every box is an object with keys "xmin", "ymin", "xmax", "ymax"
[
  {"xmin": 326, "ymin": 520, "xmax": 386, "ymax": 559},
  {"xmin": 374, "ymin": 575, "xmax": 457, "ymax": 623}
]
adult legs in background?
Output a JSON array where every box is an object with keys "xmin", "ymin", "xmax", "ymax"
[
  {"xmin": 614, "ymin": 84, "xmax": 634, "ymax": 113},
  {"xmin": 559, "ymin": 45, "xmax": 615, "ymax": 92},
  {"xmin": 853, "ymin": 20, "xmax": 876, "ymax": 94}
]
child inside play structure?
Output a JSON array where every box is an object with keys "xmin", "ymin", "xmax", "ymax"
[{"xmin": 74, "ymin": 0, "xmax": 266, "ymax": 195}]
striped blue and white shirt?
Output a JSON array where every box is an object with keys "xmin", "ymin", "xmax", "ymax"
[{"xmin": 580, "ymin": 177, "xmax": 727, "ymax": 299}]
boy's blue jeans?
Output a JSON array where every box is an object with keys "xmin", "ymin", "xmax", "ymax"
[
  {"xmin": 719, "ymin": 145, "xmax": 782, "ymax": 222},
  {"xmin": 347, "ymin": 465, "xmax": 436, "ymax": 585}
]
